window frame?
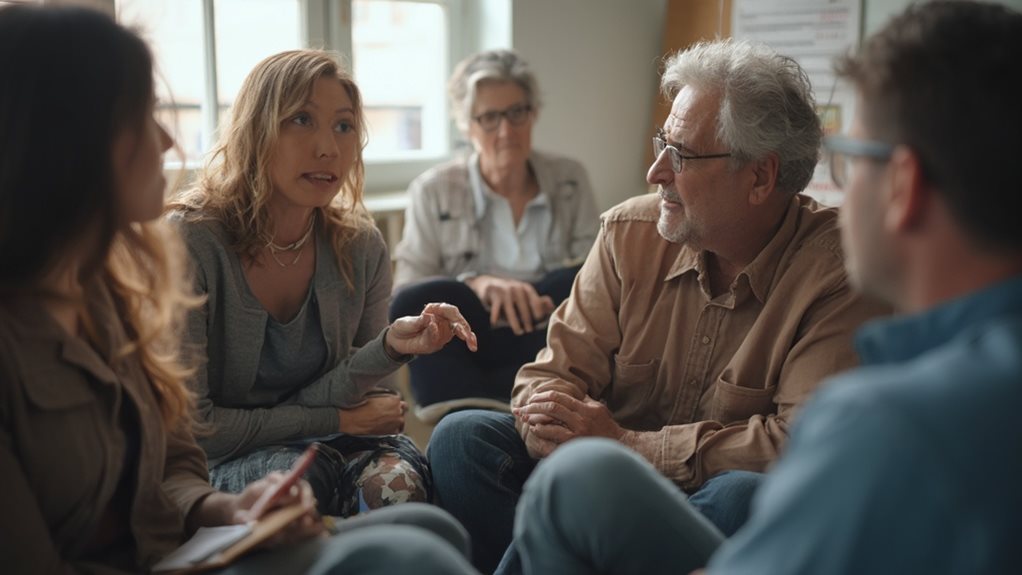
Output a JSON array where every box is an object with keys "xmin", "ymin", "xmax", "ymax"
[{"xmin": 108, "ymin": 0, "xmax": 474, "ymax": 196}]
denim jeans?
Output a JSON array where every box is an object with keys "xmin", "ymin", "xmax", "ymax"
[
  {"xmin": 688, "ymin": 469, "xmax": 764, "ymax": 537},
  {"xmin": 498, "ymin": 438, "xmax": 727, "ymax": 575},
  {"xmin": 389, "ymin": 266, "xmax": 579, "ymax": 408},
  {"xmin": 429, "ymin": 411, "xmax": 764, "ymax": 574},
  {"xmin": 428, "ymin": 410, "xmax": 537, "ymax": 574}
]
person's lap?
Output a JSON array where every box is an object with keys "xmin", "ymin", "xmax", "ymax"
[
  {"xmin": 210, "ymin": 436, "xmax": 430, "ymax": 517},
  {"xmin": 500, "ymin": 438, "xmax": 726, "ymax": 575},
  {"xmin": 429, "ymin": 410, "xmax": 763, "ymax": 573},
  {"xmin": 217, "ymin": 504, "xmax": 475, "ymax": 575}
]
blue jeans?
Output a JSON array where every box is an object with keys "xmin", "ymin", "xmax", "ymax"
[
  {"xmin": 429, "ymin": 410, "xmax": 536, "ymax": 574},
  {"xmin": 501, "ymin": 439, "xmax": 726, "ymax": 575},
  {"xmin": 688, "ymin": 469, "xmax": 764, "ymax": 537},
  {"xmin": 389, "ymin": 267, "xmax": 579, "ymax": 408},
  {"xmin": 430, "ymin": 411, "xmax": 764, "ymax": 574}
]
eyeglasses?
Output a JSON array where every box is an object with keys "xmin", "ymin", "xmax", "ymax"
[
  {"xmin": 652, "ymin": 128, "xmax": 731, "ymax": 173},
  {"xmin": 823, "ymin": 135, "xmax": 895, "ymax": 189},
  {"xmin": 473, "ymin": 103, "xmax": 534, "ymax": 132}
]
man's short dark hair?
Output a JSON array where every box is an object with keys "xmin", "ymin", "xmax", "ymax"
[{"xmin": 836, "ymin": 1, "xmax": 1022, "ymax": 252}]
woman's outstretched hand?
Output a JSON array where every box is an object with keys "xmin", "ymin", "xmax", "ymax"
[{"xmin": 385, "ymin": 302, "xmax": 478, "ymax": 356}]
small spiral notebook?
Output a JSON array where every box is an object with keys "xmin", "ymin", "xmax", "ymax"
[{"xmin": 152, "ymin": 503, "xmax": 307, "ymax": 573}]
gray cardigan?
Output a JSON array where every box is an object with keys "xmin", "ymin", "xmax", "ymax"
[{"xmin": 175, "ymin": 214, "xmax": 406, "ymax": 465}]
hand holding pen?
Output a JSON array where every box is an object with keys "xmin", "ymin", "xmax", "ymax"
[{"xmin": 232, "ymin": 445, "xmax": 324, "ymax": 546}]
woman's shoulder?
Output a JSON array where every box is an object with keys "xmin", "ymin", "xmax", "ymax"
[
  {"xmin": 164, "ymin": 209, "xmax": 233, "ymax": 266},
  {"xmin": 336, "ymin": 219, "xmax": 387, "ymax": 257},
  {"xmin": 166, "ymin": 209, "xmax": 227, "ymax": 241}
]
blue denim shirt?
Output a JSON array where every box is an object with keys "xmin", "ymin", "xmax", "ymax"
[{"xmin": 709, "ymin": 275, "xmax": 1022, "ymax": 575}]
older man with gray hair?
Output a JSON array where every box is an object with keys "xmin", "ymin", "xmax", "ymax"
[{"xmin": 428, "ymin": 38, "xmax": 886, "ymax": 573}]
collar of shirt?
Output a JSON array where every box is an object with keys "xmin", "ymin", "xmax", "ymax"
[
  {"xmin": 468, "ymin": 150, "xmax": 550, "ymax": 221},
  {"xmin": 855, "ymin": 273, "xmax": 1022, "ymax": 366},
  {"xmin": 663, "ymin": 194, "xmax": 803, "ymax": 304}
]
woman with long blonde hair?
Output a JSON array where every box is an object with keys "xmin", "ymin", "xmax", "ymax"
[
  {"xmin": 0, "ymin": 6, "xmax": 477, "ymax": 573},
  {"xmin": 169, "ymin": 49, "xmax": 477, "ymax": 517}
]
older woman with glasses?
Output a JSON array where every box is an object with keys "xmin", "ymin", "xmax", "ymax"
[{"xmin": 390, "ymin": 49, "xmax": 599, "ymax": 422}]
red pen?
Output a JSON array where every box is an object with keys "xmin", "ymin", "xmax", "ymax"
[{"xmin": 246, "ymin": 444, "xmax": 318, "ymax": 520}]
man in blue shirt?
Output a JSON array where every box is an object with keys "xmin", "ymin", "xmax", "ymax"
[{"xmin": 496, "ymin": 2, "xmax": 1022, "ymax": 574}]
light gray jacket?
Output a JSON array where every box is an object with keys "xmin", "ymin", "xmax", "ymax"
[
  {"xmin": 174, "ymin": 215, "xmax": 406, "ymax": 465},
  {"xmin": 392, "ymin": 149, "xmax": 600, "ymax": 289}
]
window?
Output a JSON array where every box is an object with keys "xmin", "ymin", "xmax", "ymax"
[
  {"xmin": 111, "ymin": 0, "xmax": 468, "ymax": 194},
  {"xmin": 353, "ymin": 0, "xmax": 448, "ymax": 161},
  {"xmin": 117, "ymin": 0, "xmax": 304, "ymax": 165}
]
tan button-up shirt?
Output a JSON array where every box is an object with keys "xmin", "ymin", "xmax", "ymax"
[
  {"xmin": 514, "ymin": 193, "xmax": 888, "ymax": 490},
  {"xmin": 0, "ymin": 281, "xmax": 216, "ymax": 574}
]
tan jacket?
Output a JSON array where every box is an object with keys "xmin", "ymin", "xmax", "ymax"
[
  {"xmin": 514, "ymin": 193, "xmax": 888, "ymax": 490},
  {"xmin": 0, "ymin": 281, "xmax": 216, "ymax": 574}
]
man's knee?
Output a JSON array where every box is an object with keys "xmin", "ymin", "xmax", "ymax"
[
  {"xmin": 379, "ymin": 503, "xmax": 471, "ymax": 557},
  {"xmin": 528, "ymin": 438, "xmax": 645, "ymax": 502},
  {"xmin": 429, "ymin": 410, "xmax": 517, "ymax": 462},
  {"xmin": 308, "ymin": 524, "xmax": 469, "ymax": 575}
]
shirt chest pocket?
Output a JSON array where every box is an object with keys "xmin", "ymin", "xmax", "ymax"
[
  {"xmin": 23, "ymin": 368, "xmax": 99, "ymax": 410},
  {"xmin": 709, "ymin": 376, "xmax": 777, "ymax": 424},
  {"xmin": 21, "ymin": 370, "xmax": 116, "ymax": 517},
  {"xmin": 436, "ymin": 209, "xmax": 480, "ymax": 270}
]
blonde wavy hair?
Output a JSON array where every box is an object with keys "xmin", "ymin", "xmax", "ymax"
[
  {"xmin": 100, "ymin": 224, "xmax": 201, "ymax": 431},
  {"xmin": 170, "ymin": 49, "xmax": 374, "ymax": 287},
  {"xmin": 0, "ymin": 5, "xmax": 197, "ymax": 430}
]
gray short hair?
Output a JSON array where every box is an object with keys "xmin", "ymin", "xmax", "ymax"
[
  {"xmin": 661, "ymin": 39, "xmax": 821, "ymax": 196},
  {"xmin": 448, "ymin": 49, "xmax": 541, "ymax": 133}
]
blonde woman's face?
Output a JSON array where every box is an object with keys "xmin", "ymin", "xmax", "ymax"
[
  {"xmin": 112, "ymin": 100, "xmax": 173, "ymax": 225},
  {"xmin": 268, "ymin": 77, "xmax": 358, "ymax": 211}
]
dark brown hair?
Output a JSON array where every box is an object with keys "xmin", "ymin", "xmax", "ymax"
[
  {"xmin": 0, "ymin": 4, "xmax": 197, "ymax": 429},
  {"xmin": 836, "ymin": 1, "xmax": 1022, "ymax": 251}
]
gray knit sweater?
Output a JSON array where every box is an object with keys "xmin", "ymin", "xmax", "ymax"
[{"xmin": 173, "ymin": 214, "xmax": 406, "ymax": 465}]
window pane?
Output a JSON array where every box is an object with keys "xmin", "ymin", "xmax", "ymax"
[
  {"xmin": 353, "ymin": 0, "xmax": 448, "ymax": 161},
  {"xmin": 215, "ymin": 0, "xmax": 301, "ymax": 110},
  {"xmin": 117, "ymin": 0, "xmax": 206, "ymax": 163},
  {"xmin": 117, "ymin": 0, "xmax": 300, "ymax": 165}
]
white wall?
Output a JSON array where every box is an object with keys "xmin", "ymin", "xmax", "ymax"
[
  {"xmin": 509, "ymin": 0, "xmax": 1022, "ymax": 212},
  {"xmin": 512, "ymin": 0, "xmax": 668, "ymax": 211}
]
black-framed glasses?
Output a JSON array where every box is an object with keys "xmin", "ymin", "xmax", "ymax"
[
  {"xmin": 823, "ymin": 135, "xmax": 895, "ymax": 189},
  {"xmin": 473, "ymin": 103, "xmax": 534, "ymax": 132},
  {"xmin": 652, "ymin": 128, "xmax": 731, "ymax": 173}
]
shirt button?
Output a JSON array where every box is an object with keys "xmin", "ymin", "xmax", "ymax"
[{"xmin": 701, "ymin": 336, "xmax": 711, "ymax": 345}]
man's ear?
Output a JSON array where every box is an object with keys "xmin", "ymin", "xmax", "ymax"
[
  {"xmin": 748, "ymin": 152, "xmax": 779, "ymax": 205},
  {"xmin": 885, "ymin": 146, "xmax": 929, "ymax": 234}
]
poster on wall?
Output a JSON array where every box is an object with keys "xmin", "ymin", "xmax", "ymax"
[{"xmin": 732, "ymin": 0, "xmax": 862, "ymax": 205}]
